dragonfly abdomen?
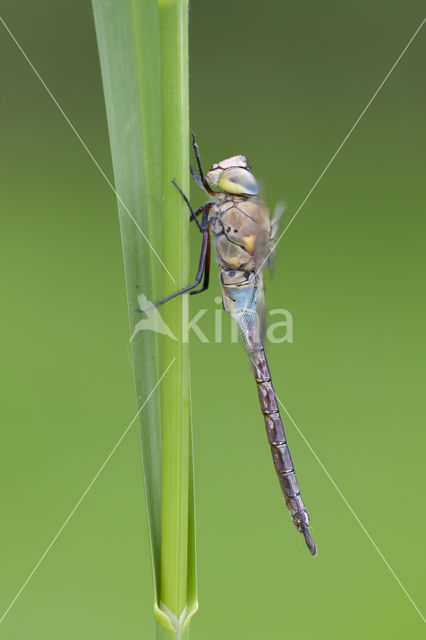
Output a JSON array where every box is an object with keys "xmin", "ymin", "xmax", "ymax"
[{"xmin": 250, "ymin": 346, "xmax": 317, "ymax": 556}]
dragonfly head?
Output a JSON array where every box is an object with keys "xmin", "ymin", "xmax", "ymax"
[{"xmin": 206, "ymin": 156, "xmax": 259, "ymax": 196}]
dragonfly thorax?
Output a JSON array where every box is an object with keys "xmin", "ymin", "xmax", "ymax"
[{"xmin": 209, "ymin": 196, "xmax": 271, "ymax": 274}]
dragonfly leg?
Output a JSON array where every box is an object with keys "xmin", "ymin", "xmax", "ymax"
[
  {"xmin": 172, "ymin": 179, "xmax": 204, "ymax": 232},
  {"xmin": 190, "ymin": 131, "xmax": 217, "ymax": 196},
  {"xmin": 138, "ymin": 208, "xmax": 210, "ymax": 313},
  {"xmin": 190, "ymin": 231, "xmax": 210, "ymax": 295},
  {"xmin": 190, "ymin": 164, "xmax": 205, "ymax": 191}
]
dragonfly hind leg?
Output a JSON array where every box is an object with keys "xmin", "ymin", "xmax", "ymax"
[
  {"xmin": 137, "ymin": 203, "xmax": 211, "ymax": 313},
  {"xmin": 191, "ymin": 232, "xmax": 210, "ymax": 295},
  {"xmin": 172, "ymin": 181, "xmax": 211, "ymax": 294}
]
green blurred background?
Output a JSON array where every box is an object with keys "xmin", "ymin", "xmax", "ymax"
[{"xmin": 1, "ymin": 1, "xmax": 425, "ymax": 637}]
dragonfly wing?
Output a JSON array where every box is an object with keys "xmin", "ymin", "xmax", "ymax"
[
  {"xmin": 221, "ymin": 273, "xmax": 262, "ymax": 351},
  {"xmin": 255, "ymin": 275, "xmax": 266, "ymax": 344},
  {"xmin": 268, "ymin": 201, "xmax": 286, "ymax": 274},
  {"xmin": 234, "ymin": 276, "xmax": 266, "ymax": 352}
]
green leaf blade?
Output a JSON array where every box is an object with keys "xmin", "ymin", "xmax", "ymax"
[
  {"xmin": 92, "ymin": 0, "xmax": 197, "ymax": 636},
  {"xmin": 92, "ymin": 0, "xmax": 163, "ymax": 601}
]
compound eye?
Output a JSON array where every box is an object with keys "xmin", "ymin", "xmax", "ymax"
[{"xmin": 218, "ymin": 168, "xmax": 259, "ymax": 196}]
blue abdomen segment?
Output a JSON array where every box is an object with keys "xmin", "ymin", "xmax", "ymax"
[{"xmin": 221, "ymin": 281, "xmax": 257, "ymax": 328}]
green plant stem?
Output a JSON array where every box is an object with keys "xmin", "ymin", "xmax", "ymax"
[{"xmin": 157, "ymin": 0, "xmax": 193, "ymax": 628}]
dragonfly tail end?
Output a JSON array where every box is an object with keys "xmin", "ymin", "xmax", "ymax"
[{"xmin": 302, "ymin": 524, "xmax": 317, "ymax": 557}]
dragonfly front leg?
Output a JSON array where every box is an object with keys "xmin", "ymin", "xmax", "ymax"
[
  {"xmin": 172, "ymin": 179, "xmax": 204, "ymax": 232},
  {"xmin": 190, "ymin": 131, "xmax": 218, "ymax": 196}
]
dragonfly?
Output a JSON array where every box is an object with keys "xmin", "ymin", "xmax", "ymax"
[{"xmin": 141, "ymin": 133, "xmax": 316, "ymax": 556}]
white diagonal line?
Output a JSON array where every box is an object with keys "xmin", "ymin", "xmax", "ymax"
[
  {"xmin": 275, "ymin": 393, "xmax": 425, "ymax": 624},
  {"xmin": 0, "ymin": 16, "xmax": 176, "ymax": 284},
  {"xmin": 0, "ymin": 357, "xmax": 175, "ymax": 625},
  {"xmin": 256, "ymin": 16, "xmax": 426, "ymax": 276}
]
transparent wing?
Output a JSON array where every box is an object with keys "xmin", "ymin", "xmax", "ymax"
[
  {"xmin": 255, "ymin": 275, "xmax": 266, "ymax": 344},
  {"xmin": 233, "ymin": 276, "xmax": 265, "ymax": 354},
  {"xmin": 268, "ymin": 201, "xmax": 286, "ymax": 274}
]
